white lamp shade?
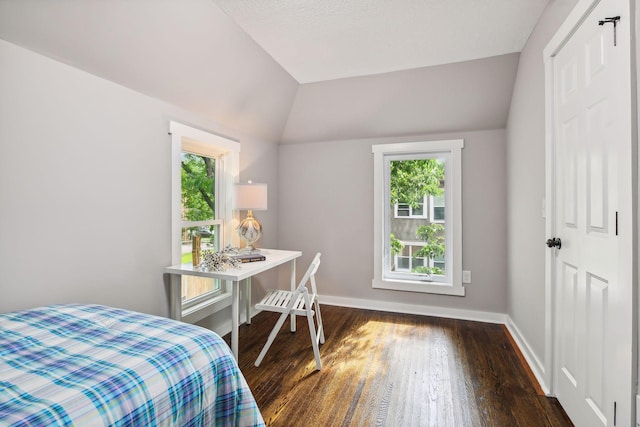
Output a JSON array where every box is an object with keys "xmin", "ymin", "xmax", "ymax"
[{"xmin": 233, "ymin": 183, "xmax": 268, "ymax": 211}]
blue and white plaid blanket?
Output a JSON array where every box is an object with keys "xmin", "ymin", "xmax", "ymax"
[{"xmin": 0, "ymin": 304, "xmax": 265, "ymax": 426}]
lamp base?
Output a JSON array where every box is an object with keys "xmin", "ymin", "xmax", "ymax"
[{"xmin": 237, "ymin": 210, "xmax": 263, "ymax": 252}]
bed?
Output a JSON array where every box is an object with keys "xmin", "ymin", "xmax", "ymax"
[{"xmin": 0, "ymin": 304, "xmax": 265, "ymax": 426}]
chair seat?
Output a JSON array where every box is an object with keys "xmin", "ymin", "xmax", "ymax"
[{"xmin": 256, "ymin": 289, "xmax": 317, "ymax": 316}]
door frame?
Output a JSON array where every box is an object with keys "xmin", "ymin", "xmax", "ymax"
[{"xmin": 543, "ymin": 0, "xmax": 637, "ymax": 410}]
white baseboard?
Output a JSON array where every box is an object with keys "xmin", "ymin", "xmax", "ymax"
[
  {"xmin": 505, "ymin": 315, "xmax": 549, "ymax": 395},
  {"xmin": 318, "ymin": 294, "xmax": 507, "ymax": 324}
]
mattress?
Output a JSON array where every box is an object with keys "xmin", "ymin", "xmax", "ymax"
[{"xmin": 0, "ymin": 304, "xmax": 264, "ymax": 426}]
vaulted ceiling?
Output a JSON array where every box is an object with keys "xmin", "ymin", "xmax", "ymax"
[
  {"xmin": 0, "ymin": 0, "xmax": 548, "ymax": 142},
  {"xmin": 212, "ymin": 0, "xmax": 549, "ymax": 83}
]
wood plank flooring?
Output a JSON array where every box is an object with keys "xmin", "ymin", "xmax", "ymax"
[{"xmin": 225, "ymin": 305, "xmax": 572, "ymax": 427}]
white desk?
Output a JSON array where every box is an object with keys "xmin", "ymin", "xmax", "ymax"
[{"xmin": 164, "ymin": 249, "xmax": 302, "ymax": 359}]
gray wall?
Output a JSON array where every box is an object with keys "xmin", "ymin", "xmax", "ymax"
[
  {"xmin": 0, "ymin": 0, "xmax": 297, "ymax": 143},
  {"xmin": 0, "ymin": 38, "xmax": 293, "ymax": 335},
  {"xmin": 277, "ymin": 42, "xmax": 518, "ymax": 317},
  {"xmin": 506, "ymin": 0, "xmax": 580, "ymax": 365},
  {"xmin": 281, "ymin": 53, "xmax": 519, "ymax": 144},
  {"xmin": 278, "ymin": 129, "xmax": 508, "ymax": 315}
]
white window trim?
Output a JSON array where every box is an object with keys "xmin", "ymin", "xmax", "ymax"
[
  {"xmin": 372, "ymin": 139, "xmax": 464, "ymax": 296},
  {"xmin": 170, "ymin": 121, "xmax": 240, "ymax": 321}
]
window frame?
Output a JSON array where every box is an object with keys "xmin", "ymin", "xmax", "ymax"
[
  {"xmin": 385, "ymin": 152, "xmax": 451, "ymax": 284},
  {"xmin": 372, "ymin": 139, "xmax": 464, "ymax": 296},
  {"xmin": 170, "ymin": 121, "xmax": 240, "ymax": 322}
]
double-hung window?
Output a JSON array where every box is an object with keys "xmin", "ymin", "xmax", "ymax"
[
  {"xmin": 372, "ymin": 140, "xmax": 464, "ymax": 296},
  {"xmin": 395, "ymin": 242, "xmax": 428, "ymax": 272},
  {"xmin": 180, "ymin": 152, "xmax": 223, "ymax": 309},
  {"xmin": 170, "ymin": 121, "xmax": 240, "ymax": 322},
  {"xmin": 394, "ymin": 197, "xmax": 428, "ymax": 218},
  {"xmin": 430, "ymin": 192, "xmax": 445, "ymax": 223}
]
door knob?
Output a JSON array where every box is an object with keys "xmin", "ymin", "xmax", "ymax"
[{"xmin": 546, "ymin": 237, "xmax": 561, "ymax": 249}]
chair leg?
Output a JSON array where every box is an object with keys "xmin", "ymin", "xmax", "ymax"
[
  {"xmin": 314, "ymin": 300, "xmax": 325, "ymax": 344},
  {"xmin": 306, "ymin": 311, "xmax": 322, "ymax": 370},
  {"xmin": 255, "ymin": 311, "xmax": 290, "ymax": 367}
]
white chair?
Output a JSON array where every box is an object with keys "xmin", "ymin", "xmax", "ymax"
[{"xmin": 254, "ymin": 253, "xmax": 325, "ymax": 370}]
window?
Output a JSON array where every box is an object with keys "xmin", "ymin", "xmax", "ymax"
[
  {"xmin": 180, "ymin": 152, "xmax": 222, "ymax": 310},
  {"xmin": 430, "ymin": 193, "xmax": 445, "ymax": 223},
  {"xmin": 394, "ymin": 197, "xmax": 427, "ymax": 218},
  {"xmin": 170, "ymin": 121, "xmax": 240, "ymax": 322},
  {"xmin": 394, "ymin": 241, "xmax": 446, "ymax": 276},
  {"xmin": 372, "ymin": 140, "xmax": 464, "ymax": 296},
  {"xmin": 430, "ymin": 255, "xmax": 445, "ymax": 272},
  {"xmin": 394, "ymin": 242, "xmax": 428, "ymax": 272}
]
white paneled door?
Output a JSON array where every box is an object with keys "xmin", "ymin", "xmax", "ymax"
[{"xmin": 550, "ymin": 0, "xmax": 633, "ymax": 425}]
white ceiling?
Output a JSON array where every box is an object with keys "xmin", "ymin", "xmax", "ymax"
[{"xmin": 211, "ymin": 0, "xmax": 549, "ymax": 83}]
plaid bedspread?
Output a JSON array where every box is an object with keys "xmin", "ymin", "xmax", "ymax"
[{"xmin": 0, "ymin": 304, "xmax": 265, "ymax": 427}]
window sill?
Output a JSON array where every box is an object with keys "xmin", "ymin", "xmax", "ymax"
[{"xmin": 372, "ymin": 278, "xmax": 465, "ymax": 296}]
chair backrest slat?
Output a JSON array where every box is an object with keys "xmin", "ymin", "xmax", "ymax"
[{"xmin": 295, "ymin": 253, "xmax": 321, "ymax": 297}]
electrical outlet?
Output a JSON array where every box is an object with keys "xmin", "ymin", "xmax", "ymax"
[{"xmin": 462, "ymin": 270, "xmax": 471, "ymax": 284}]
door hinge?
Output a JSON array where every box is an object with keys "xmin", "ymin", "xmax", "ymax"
[{"xmin": 616, "ymin": 211, "xmax": 619, "ymax": 236}]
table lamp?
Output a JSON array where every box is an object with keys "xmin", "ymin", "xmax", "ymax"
[{"xmin": 233, "ymin": 181, "xmax": 267, "ymax": 253}]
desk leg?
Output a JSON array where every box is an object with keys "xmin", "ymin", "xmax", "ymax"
[
  {"xmin": 245, "ymin": 277, "xmax": 252, "ymax": 325},
  {"xmin": 168, "ymin": 274, "xmax": 182, "ymax": 321},
  {"xmin": 231, "ymin": 280, "xmax": 239, "ymax": 360},
  {"xmin": 290, "ymin": 259, "xmax": 297, "ymax": 332}
]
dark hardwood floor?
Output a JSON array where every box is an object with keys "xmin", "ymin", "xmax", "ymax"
[{"xmin": 225, "ymin": 305, "xmax": 572, "ymax": 427}]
